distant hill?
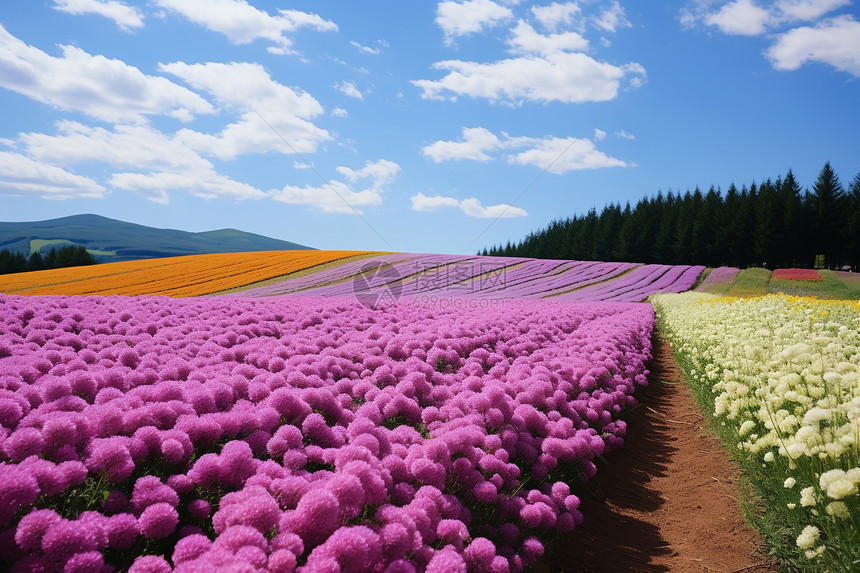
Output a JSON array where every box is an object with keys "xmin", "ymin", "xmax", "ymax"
[{"xmin": 0, "ymin": 214, "xmax": 313, "ymax": 263}]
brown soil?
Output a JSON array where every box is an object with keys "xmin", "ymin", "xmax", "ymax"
[{"xmin": 534, "ymin": 334, "xmax": 779, "ymax": 573}]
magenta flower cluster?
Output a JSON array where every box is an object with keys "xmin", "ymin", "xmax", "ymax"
[{"xmin": 0, "ymin": 293, "xmax": 653, "ymax": 571}]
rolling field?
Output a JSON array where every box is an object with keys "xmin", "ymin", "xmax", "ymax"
[{"xmin": 0, "ymin": 252, "xmax": 858, "ymax": 572}]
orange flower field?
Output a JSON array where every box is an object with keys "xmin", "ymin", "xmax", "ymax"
[{"xmin": 0, "ymin": 250, "xmax": 370, "ymax": 297}]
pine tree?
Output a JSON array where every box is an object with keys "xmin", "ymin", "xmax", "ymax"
[
  {"xmin": 811, "ymin": 162, "xmax": 847, "ymax": 268},
  {"xmin": 846, "ymin": 169, "xmax": 860, "ymax": 271}
]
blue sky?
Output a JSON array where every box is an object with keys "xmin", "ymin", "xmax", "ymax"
[{"xmin": 0, "ymin": 0, "xmax": 858, "ymax": 254}]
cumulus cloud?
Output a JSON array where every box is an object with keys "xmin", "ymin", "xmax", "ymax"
[
  {"xmin": 688, "ymin": 0, "xmax": 850, "ymax": 34},
  {"xmin": 160, "ymin": 61, "xmax": 331, "ymax": 159},
  {"xmin": 413, "ymin": 52, "xmax": 645, "ymax": 104},
  {"xmin": 507, "ymin": 20, "xmax": 588, "ymax": 55},
  {"xmin": 21, "ymin": 121, "xmax": 212, "ymax": 173},
  {"xmin": 154, "ymin": 0, "xmax": 337, "ymax": 55},
  {"xmin": 53, "ymin": 0, "xmax": 144, "ymax": 31},
  {"xmin": 423, "ymin": 127, "xmax": 501, "ymax": 162},
  {"xmin": 615, "ymin": 130, "xmax": 635, "ymax": 139},
  {"xmin": 419, "ymin": 1, "xmax": 644, "ymax": 105},
  {"xmin": 508, "ymin": 136, "xmax": 627, "ymax": 173},
  {"xmin": 411, "ymin": 192, "xmax": 528, "ymax": 218},
  {"xmin": 109, "ymin": 169, "xmax": 265, "ymax": 203},
  {"xmin": 776, "ymin": 0, "xmax": 852, "ymax": 20},
  {"xmin": 684, "ymin": 0, "xmax": 858, "ymax": 76},
  {"xmin": 436, "ymin": 0, "xmax": 514, "ymax": 43},
  {"xmin": 331, "ymin": 107, "xmax": 348, "ymax": 118},
  {"xmin": 532, "ymin": 2, "xmax": 584, "ymax": 32},
  {"xmin": 0, "ymin": 151, "xmax": 105, "ymax": 199},
  {"xmin": 766, "ymin": 15, "xmax": 860, "ymax": 76},
  {"xmin": 335, "ymin": 80, "xmax": 364, "ymax": 100},
  {"xmin": 593, "ymin": 1, "xmax": 632, "ymax": 32},
  {"xmin": 0, "ymin": 25, "xmax": 213, "ymax": 123},
  {"xmin": 271, "ymin": 159, "xmax": 400, "ymax": 214},
  {"xmin": 18, "ymin": 120, "xmax": 267, "ymax": 203},
  {"xmin": 422, "ymin": 126, "xmax": 629, "ymax": 174},
  {"xmin": 705, "ymin": 0, "xmax": 776, "ymax": 35}
]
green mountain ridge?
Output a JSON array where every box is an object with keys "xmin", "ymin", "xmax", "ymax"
[{"xmin": 0, "ymin": 214, "xmax": 313, "ymax": 263}]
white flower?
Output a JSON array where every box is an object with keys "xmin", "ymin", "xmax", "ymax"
[
  {"xmin": 804, "ymin": 545, "xmax": 826, "ymax": 559},
  {"xmin": 803, "ymin": 407, "xmax": 832, "ymax": 426},
  {"xmin": 825, "ymin": 501, "xmax": 850, "ymax": 519},
  {"xmin": 800, "ymin": 486, "xmax": 816, "ymax": 507},
  {"xmin": 819, "ymin": 469, "xmax": 858, "ymax": 500},
  {"xmin": 796, "ymin": 525, "xmax": 820, "ymax": 549},
  {"xmin": 784, "ymin": 477, "xmax": 797, "ymax": 489}
]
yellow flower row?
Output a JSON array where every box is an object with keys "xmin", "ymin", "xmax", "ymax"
[{"xmin": 0, "ymin": 250, "xmax": 369, "ymax": 297}]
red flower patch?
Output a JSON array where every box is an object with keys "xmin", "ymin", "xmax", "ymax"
[{"xmin": 772, "ymin": 268, "xmax": 823, "ymax": 281}]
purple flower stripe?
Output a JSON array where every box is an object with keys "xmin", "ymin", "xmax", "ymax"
[
  {"xmin": 228, "ymin": 254, "xmax": 701, "ymax": 302},
  {"xmin": 234, "ymin": 253, "xmax": 412, "ymax": 297},
  {"xmin": 556, "ymin": 265, "xmax": 705, "ymax": 302},
  {"xmin": 695, "ymin": 266, "xmax": 740, "ymax": 292}
]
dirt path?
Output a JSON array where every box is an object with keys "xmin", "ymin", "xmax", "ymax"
[{"xmin": 534, "ymin": 334, "xmax": 779, "ymax": 573}]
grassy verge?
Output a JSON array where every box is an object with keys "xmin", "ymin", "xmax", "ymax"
[{"xmin": 726, "ymin": 267, "xmax": 772, "ymax": 297}]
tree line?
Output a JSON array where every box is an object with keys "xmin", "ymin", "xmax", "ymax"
[
  {"xmin": 482, "ymin": 162, "xmax": 860, "ymax": 271},
  {"xmin": 0, "ymin": 245, "xmax": 97, "ymax": 275}
]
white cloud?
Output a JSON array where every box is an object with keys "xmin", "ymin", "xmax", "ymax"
[
  {"xmin": 350, "ymin": 40, "xmax": 381, "ymax": 55},
  {"xmin": 331, "ymin": 107, "xmax": 348, "ymax": 118},
  {"xmin": 271, "ymin": 159, "xmax": 400, "ymax": 214},
  {"xmin": 775, "ymin": 0, "xmax": 851, "ymax": 21},
  {"xmin": 684, "ymin": 0, "xmax": 858, "ymax": 75},
  {"xmin": 18, "ymin": 120, "xmax": 267, "ymax": 203},
  {"xmin": 422, "ymin": 127, "xmax": 501, "ymax": 162},
  {"xmin": 154, "ymin": 0, "xmax": 337, "ymax": 55},
  {"xmin": 335, "ymin": 80, "xmax": 364, "ymax": 100},
  {"xmin": 423, "ymin": 126, "xmax": 629, "ymax": 174},
  {"xmin": 413, "ymin": 51, "xmax": 645, "ymax": 104},
  {"xmin": 593, "ymin": 1, "xmax": 632, "ymax": 32},
  {"xmin": 532, "ymin": 2, "xmax": 584, "ymax": 33},
  {"xmin": 337, "ymin": 159, "xmax": 400, "ymax": 187},
  {"xmin": 691, "ymin": 0, "xmax": 849, "ymax": 35},
  {"xmin": 615, "ymin": 130, "xmax": 635, "ymax": 139},
  {"xmin": 21, "ymin": 121, "xmax": 211, "ymax": 173},
  {"xmin": 705, "ymin": 0, "xmax": 775, "ymax": 35},
  {"xmin": 411, "ymin": 192, "xmax": 528, "ymax": 218},
  {"xmin": 507, "ymin": 20, "xmax": 588, "ymax": 55},
  {"xmin": 767, "ymin": 15, "xmax": 860, "ymax": 76},
  {"xmin": 508, "ymin": 136, "xmax": 627, "ymax": 174},
  {"xmin": 0, "ymin": 25, "xmax": 213, "ymax": 123},
  {"xmin": 436, "ymin": 0, "xmax": 514, "ymax": 43},
  {"xmin": 0, "ymin": 151, "xmax": 105, "ymax": 199},
  {"xmin": 53, "ymin": 0, "xmax": 144, "ymax": 31},
  {"xmin": 109, "ymin": 169, "xmax": 265, "ymax": 203},
  {"xmin": 160, "ymin": 61, "xmax": 330, "ymax": 159}
]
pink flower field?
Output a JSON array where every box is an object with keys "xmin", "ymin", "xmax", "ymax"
[{"xmin": 0, "ymin": 291, "xmax": 655, "ymax": 572}]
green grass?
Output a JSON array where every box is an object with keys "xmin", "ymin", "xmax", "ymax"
[
  {"xmin": 726, "ymin": 267, "xmax": 772, "ymax": 297},
  {"xmin": 29, "ymin": 239, "xmax": 72, "ymax": 254}
]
